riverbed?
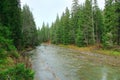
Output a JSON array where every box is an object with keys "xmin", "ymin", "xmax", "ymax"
[{"xmin": 29, "ymin": 44, "xmax": 120, "ymax": 80}]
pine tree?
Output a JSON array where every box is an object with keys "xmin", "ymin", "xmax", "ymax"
[
  {"xmin": 50, "ymin": 15, "xmax": 60, "ymax": 44},
  {"xmin": 72, "ymin": 0, "xmax": 79, "ymax": 14},
  {"xmin": 75, "ymin": 5, "xmax": 85, "ymax": 46},
  {"xmin": 59, "ymin": 13, "xmax": 65, "ymax": 44},
  {"xmin": 39, "ymin": 22, "xmax": 46, "ymax": 42},
  {"xmin": 55, "ymin": 15, "xmax": 61, "ymax": 44},
  {"xmin": 83, "ymin": 0, "xmax": 95, "ymax": 45},
  {"xmin": 46, "ymin": 23, "xmax": 50, "ymax": 41},
  {"xmin": 62, "ymin": 7, "xmax": 70, "ymax": 45},
  {"xmin": 0, "ymin": 0, "xmax": 22, "ymax": 49},
  {"xmin": 49, "ymin": 0, "xmax": 119, "ymax": 48},
  {"xmin": 50, "ymin": 22, "xmax": 56, "ymax": 44},
  {"xmin": 115, "ymin": 0, "xmax": 120, "ymax": 45},
  {"xmin": 22, "ymin": 5, "xmax": 38, "ymax": 48},
  {"xmin": 103, "ymin": 0, "xmax": 116, "ymax": 47},
  {"xmin": 68, "ymin": 18, "xmax": 75, "ymax": 44},
  {"xmin": 71, "ymin": 0, "xmax": 80, "ymax": 44},
  {"xmin": 93, "ymin": 0, "xmax": 104, "ymax": 44}
]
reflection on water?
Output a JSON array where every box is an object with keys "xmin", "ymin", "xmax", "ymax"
[
  {"xmin": 101, "ymin": 67, "xmax": 108, "ymax": 80},
  {"xmin": 29, "ymin": 44, "xmax": 120, "ymax": 80}
]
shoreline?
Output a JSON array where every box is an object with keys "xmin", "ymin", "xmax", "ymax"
[
  {"xmin": 58, "ymin": 44, "xmax": 120, "ymax": 67},
  {"xmin": 59, "ymin": 44, "xmax": 120, "ymax": 56}
]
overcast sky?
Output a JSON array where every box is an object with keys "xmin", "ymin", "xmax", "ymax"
[{"xmin": 21, "ymin": 0, "xmax": 105, "ymax": 28}]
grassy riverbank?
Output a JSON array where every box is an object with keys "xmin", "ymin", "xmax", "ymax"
[{"xmin": 59, "ymin": 44, "xmax": 120, "ymax": 56}]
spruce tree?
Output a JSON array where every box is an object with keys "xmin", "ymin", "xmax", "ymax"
[
  {"xmin": 22, "ymin": 5, "xmax": 38, "ymax": 48},
  {"xmin": 55, "ymin": 15, "xmax": 61, "ymax": 44},
  {"xmin": 59, "ymin": 13, "xmax": 65, "ymax": 44},
  {"xmin": 62, "ymin": 7, "xmax": 70, "ymax": 45},
  {"xmin": 103, "ymin": 0, "xmax": 116, "ymax": 47},
  {"xmin": 83, "ymin": 0, "xmax": 95, "ymax": 45},
  {"xmin": 115, "ymin": 0, "xmax": 120, "ymax": 45},
  {"xmin": 71, "ymin": 0, "xmax": 80, "ymax": 44},
  {"xmin": 75, "ymin": 5, "xmax": 85, "ymax": 46},
  {"xmin": 93, "ymin": 0, "xmax": 104, "ymax": 44},
  {"xmin": 0, "ymin": 0, "xmax": 22, "ymax": 49}
]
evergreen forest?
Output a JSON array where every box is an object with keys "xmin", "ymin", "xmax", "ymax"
[
  {"xmin": 38, "ymin": 0, "xmax": 120, "ymax": 50},
  {"xmin": 0, "ymin": 0, "xmax": 38, "ymax": 79},
  {"xmin": 0, "ymin": 0, "xmax": 120, "ymax": 79}
]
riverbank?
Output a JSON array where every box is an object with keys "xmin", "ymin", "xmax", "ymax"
[
  {"xmin": 59, "ymin": 44, "xmax": 120, "ymax": 67},
  {"xmin": 59, "ymin": 44, "xmax": 120, "ymax": 56},
  {"xmin": 0, "ymin": 46, "xmax": 34, "ymax": 79}
]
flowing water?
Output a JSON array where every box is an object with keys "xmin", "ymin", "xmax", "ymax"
[{"xmin": 29, "ymin": 44, "xmax": 120, "ymax": 80}]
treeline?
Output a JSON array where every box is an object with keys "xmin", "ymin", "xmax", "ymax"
[
  {"xmin": 0, "ymin": 0, "xmax": 38, "ymax": 79},
  {"xmin": 38, "ymin": 23, "xmax": 50, "ymax": 43},
  {"xmin": 39, "ymin": 0, "xmax": 120, "ymax": 48}
]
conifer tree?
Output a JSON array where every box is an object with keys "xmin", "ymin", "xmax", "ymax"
[
  {"xmin": 75, "ymin": 5, "xmax": 85, "ymax": 46},
  {"xmin": 115, "ymin": 0, "xmax": 120, "ymax": 45},
  {"xmin": 55, "ymin": 15, "xmax": 61, "ymax": 44},
  {"xmin": 0, "ymin": 0, "xmax": 22, "ymax": 49},
  {"xmin": 22, "ymin": 5, "xmax": 38, "ymax": 48},
  {"xmin": 83, "ymin": 0, "xmax": 95, "ymax": 45},
  {"xmin": 93, "ymin": 0, "xmax": 104, "ymax": 44},
  {"xmin": 103, "ymin": 0, "xmax": 116, "ymax": 47},
  {"xmin": 71, "ymin": 0, "xmax": 80, "ymax": 44},
  {"xmin": 62, "ymin": 7, "xmax": 70, "ymax": 45}
]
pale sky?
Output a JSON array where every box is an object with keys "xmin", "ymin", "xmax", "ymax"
[{"xmin": 21, "ymin": 0, "xmax": 105, "ymax": 28}]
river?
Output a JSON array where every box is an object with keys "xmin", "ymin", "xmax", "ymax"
[{"xmin": 29, "ymin": 44, "xmax": 120, "ymax": 80}]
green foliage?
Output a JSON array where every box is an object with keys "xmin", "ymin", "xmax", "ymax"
[
  {"xmin": 0, "ymin": 49, "xmax": 7, "ymax": 64},
  {"xmin": 62, "ymin": 8, "xmax": 70, "ymax": 45},
  {"xmin": 93, "ymin": 0, "xmax": 104, "ymax": 44},
  {"xmin": 0, "ymin": 1, "xmax": 36, "ymax": 80},
  {"xmin": 0, "ymin": 63, "xmax": 34, "ymax": 80},
  {"xmin": 103, "ymin": 32, "xmax": 113, "ymax": 48},
  {"xmin": 0, "ymin": 25, "xmax": 19, "ymax": 58},
  {"xmin": 76, "ymin": 26, "xmax": 84, "ymax": 47},
  {"xmin": 0, "ymin": 36, "xmax": 10, "ymax": 49},
  {"xmin": 49, "ymin": 0, "xmax": 120, "ymax": 50},
  {"xmin": 0, "ymin": 26, "xmax": 32, "ymax": 79},
  {"xmin": 49, "ymin": 8, "xmax": 71, "ymax": 45},
  {"xmin": 0, "ymin": 25, "xmax": 11, "ymax": 38},
  {"xmin": 84, "ymin": 0, "xmax": 95, "ymax": 45},
  {"xmin": 0, "ymin": 0, "xmax": 22, "ymax": 49},
  {"xmin": 103, "ymin": 0, "xmax": 120, "ymax": 47},
  {"xmin": 115, "ymin": 0, "xmax": 120, "ymax": 45},
  {"xmin": 22, "ymin": 4, "xmax": 38, "ymax": 48},
  {"xmin": 50, "ymin": 22, "xmax": 58, "ymax": 44},
  {"xmin": 38, "ymin": 22, "xmax": 50, "ymax": 43},
  {"xmin": 71, "ymin": 0, "xmax": 79, "ymax": 44}
]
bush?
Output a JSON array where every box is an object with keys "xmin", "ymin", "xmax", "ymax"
[
  {"xmin": 0, "ymin": 25, "xmax": 34, "ymax": 80},
  {"xmin": 0, "ymin": 49, "xmax": 8, "ymax": 64},
  {"xmin": 103, "ymin": 32, "xmax": 113, "ymax": 48},
  {"xmin": 0, "ymin": 24, "xmax": 11, "ymax": 39},
  {"xmin": 0, "ymin": 63, "xmax": 34, "ymax": 80}
]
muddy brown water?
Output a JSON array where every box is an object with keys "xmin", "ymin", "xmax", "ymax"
[{"xmin": 29, "ymin": 44, "xmax": 120, "ymax": 80}]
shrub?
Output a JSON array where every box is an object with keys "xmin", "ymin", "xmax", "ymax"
[{"xmin": 0, "ymin": 63, "xmax": 34, "ymax": 80}]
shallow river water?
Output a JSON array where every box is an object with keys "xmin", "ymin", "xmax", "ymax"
[{"xmin": 29, "ymin": 44, "xmax": 120, "ymax": 80}]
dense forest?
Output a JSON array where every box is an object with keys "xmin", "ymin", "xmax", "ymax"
[
  {"xmin": 0, "ymin": 0, "xmax": 120, "ymax": 79},
  {"xmin": 38, "ymin": 0, "xmax": 120, "ymax": 49},
  {"xmin": 0, "ymin": 0, "xmax": 38, "ymax": 79}
]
